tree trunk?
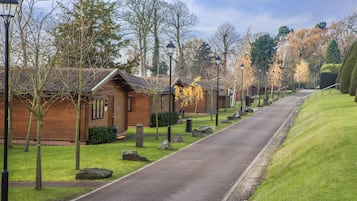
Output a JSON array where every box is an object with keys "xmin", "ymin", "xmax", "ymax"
[
  {"xmin": 75, "ymin": 102, "xmax": 81, "ymax": 170},
  {"xmin": 24, "ymin": 110, "xmax": 34, "ymax": 152},
  {"xmin": 35, "ymin": 106, "xmax": 43, "ymax": 190}
]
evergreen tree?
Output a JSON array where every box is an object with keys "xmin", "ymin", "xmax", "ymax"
[
  {"xmin": 339, "ymin": 41, "xmax": 357, "ymax": 93},
  {"xmin": 326, "ymin": 39, "xmax": 341, "ymax": 64},
  {"xmin": 278, "ymin": 25, "xmax": 292, "ymax": 38},
  {"xmin": 53, "ymin": 0, "xmax": 126, "ymax": 68},
  {"xmin": 251, "ymin": 34, "xmax": 277, "ymax": 72}
]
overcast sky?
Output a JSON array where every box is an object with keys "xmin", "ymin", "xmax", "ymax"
[{"xmin": 178, "ymin": 0, "xmax": 357, "ymax": 39}]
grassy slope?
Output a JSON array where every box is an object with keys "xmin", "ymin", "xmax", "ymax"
[{"xmin": 251, "ymin": 91, "xmax": 357, "ymax": 201}]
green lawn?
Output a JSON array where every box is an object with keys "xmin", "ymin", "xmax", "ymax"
[
  {"xmin": 0, "ymin": 104, "xmax": 246, "ymax": 201},
  {"xmin": 251, "ymin": 91, "xmax": 357, "ymax": 201}
]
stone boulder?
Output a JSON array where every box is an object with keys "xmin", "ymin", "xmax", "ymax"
[
  {"xmin": 171, "ymin": 135, "xmax": 184, "ymax": 143},
  {"xmin": 76, "ymin": 168, "xmax": 113, "ymax": 180},
  {"xmin": 198, "ymin": 126, "xmax": 213, "ymax": 133},
  {"xmin": 221, "ymin": 119, "xmax": 232, "ymax": 124},
  {"xmin": 227, "ymin": 112, "xmax": 241, "ymax": 120},
  {"xmin": 244, "ymin": 108, "xmax": 254, "ymax": 113},
  {"xmin": 159, "ymin": 139, "xmax": 172, "ymax": 150},
  {"xmin": 122, "ymin": 150, "xmax": 149, "ymax": 162},
  {"xmin": 192, "ymin": 126, "xmax": 214, "ymax": 137},
  {"xmin": 192, "ymin": 129, "xmax": 204, "ymax": 137}
]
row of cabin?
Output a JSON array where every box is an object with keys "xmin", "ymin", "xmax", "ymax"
[{"xmin": 0, "ymin": 68, "xmax": 230, "ymax": 143}]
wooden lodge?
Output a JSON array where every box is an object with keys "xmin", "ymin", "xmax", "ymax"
[{"xmin": 0, "ymin": 68, "xmax": 134, "ymax": 143}]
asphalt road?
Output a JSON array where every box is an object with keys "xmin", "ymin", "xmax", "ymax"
[{"xmin": 72, "ymin": 90, "xmax": 312, "ymax": 201}]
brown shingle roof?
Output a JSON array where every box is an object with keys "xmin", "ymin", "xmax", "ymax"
[{"xmin": 0, "ymin": 67, "xmax": 132, "ymax": 95}]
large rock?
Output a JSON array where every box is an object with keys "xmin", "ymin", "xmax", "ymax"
[
  {"xmin": 198, "ymin": 126, "xmax": 213, "ymax": 133},
  {"xmin": 227, "ymin": 112, "xmax": 241, "ymax": 120},
  {"xmin": 159, "ymin": 139, "xmax": 172, "ymax": 150},
  {"xmin": 76, "ymin": 168, "xmax": 113, "ymax": 180},
  {"xmin": 122, "ymin": 150, "xmax": 149, "ymax": 162},
  {"xmin": 171, "ymin": 135, "xmax": 184, "ymax": 143},
  {"xmin": 192, "ymin": 129, "xmax": 204, "ymax": 137}
]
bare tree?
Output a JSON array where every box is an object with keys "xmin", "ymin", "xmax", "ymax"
[
  {"xmin": 12, "ymin": 3, "xmax": 62, "ymax": 189},
  {"xmin": 138, "ymin": 77, "xmax": 167, "ymax": 139},
  {"xmin": 165, "ymin": 0, "xmax": 197, "ymax": 76},
  {"xmin": 210, "ymin": 22, "xmax": 240, "ymax": 74},
  {"xmin": 151, "ymin": 0, "xmax": 168, "ymax": 77},
  {"xmin": 120, "ymin": 0, "xmax": 157, "ymax": 77}
]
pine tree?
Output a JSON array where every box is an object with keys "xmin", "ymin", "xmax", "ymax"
[
  {"xmin": 53, "ymin": 0, "xmax": 126, "ymax": 68},
  {"xmin": 326, "ymin": 39, "xmax": 341, "ymax": 64}
]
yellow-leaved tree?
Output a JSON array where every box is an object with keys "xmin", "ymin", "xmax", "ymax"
[
  {"xmin": 174, "ymin": 76, "xmax": 204, "ymax": 117},
  {"xmin": 294, "ymin": 59, "xmax": 310, "ymax": 89}
]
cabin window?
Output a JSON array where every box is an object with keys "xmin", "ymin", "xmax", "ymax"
[{"xmin": 92, "ymin": 99, "xmax": 104, "ymax": 119}]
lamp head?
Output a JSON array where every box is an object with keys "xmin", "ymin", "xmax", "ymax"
[
  {"xmin": 0, "ymin": 0, "xmax": 18, "ymax": 17},
  {"xmin": 215, "ymin": 56, "xmax": 221, "ymax": 65},
  {"xmin": 166, "ymin": 41, "xmax": 175, "ymax": 56}
]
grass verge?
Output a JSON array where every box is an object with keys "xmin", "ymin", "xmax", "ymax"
[
  {"xmin": 1, "ymin": 105, "xmax": 248, "ymax": 201},
  {"xmin": 250, "ymin": 91, "xmax": 357, "ymax": 201}
]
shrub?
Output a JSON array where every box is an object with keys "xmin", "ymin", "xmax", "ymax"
[
  {"xmin": 320, "ymin": 64, "xmax": 341, "ymax": 73},
  {"xmin": 87, "ymin": 127, "xmax": 116, "ymax": 145},
  {"xmin": 339, "ymin": 41, "xmax": 357, "ymax": 93},
  {"xmin": 150, "ymin": 112, "xmax": 179, "ymax": 127},
  {"xmin": 320, "ymin": 72, "xmax": 337, "ymax": 89},
  {"xmin": 349, "ymin": 61, "xmax": 357, "ymax": 96}
]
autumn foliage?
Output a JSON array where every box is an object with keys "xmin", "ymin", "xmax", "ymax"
[{"xmin": 174, "ymin": 76, "xmax": 204, "ymax": 114}]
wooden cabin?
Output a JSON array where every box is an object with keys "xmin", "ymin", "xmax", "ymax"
[{"xmin": 0, "ymin": 68, "xmax": 134, "ymax": 143}]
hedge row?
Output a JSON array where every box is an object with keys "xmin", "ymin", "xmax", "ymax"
[
  {"xmin": 339, "ymin": 41, "xmax": 357, "ymax": 94},
  {"xmin": 150, "ymin": 112, "xmax": 179, "ymax": 127},
  {"xmin": 87, "ymin": 127, "xmax": 116, "ymax": 145}
]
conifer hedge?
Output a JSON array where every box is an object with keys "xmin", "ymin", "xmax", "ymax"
[
  {"xmin": 349, "ymin": 61, "xmax": 357, "ymax": 96},
  {"xmin": 339, "ymin": 41, "xmax": 357, "ymax": 93}
]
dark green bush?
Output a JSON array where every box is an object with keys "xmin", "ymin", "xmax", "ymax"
[
  {"xmin": 87, "ymin": 127, "xmax": 116, "ymax": 145},
  {"xmin": 340, "ymin": 41, "xmax": 357, "ymax": 93},
  {"xmin": 150, "ymin": 112, "xmax": 179, "ymax": 127},
  {"xmin": 320, "ymin": 72, "xmax": 337, "ymax": 89},
  {"xmin": 349, "ymin": 61, "xmax": 357, "ymax": 96}
]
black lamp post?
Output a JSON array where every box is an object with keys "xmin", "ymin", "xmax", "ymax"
[
  {"xmin": 264, "ymin": 71, "xmax": 268, "ymax": 103},
  {"xmin": 1, "ymin": 1, "xmax": 18, "ymax": 201},
  {"xmin": 166, "ymin": 41, "xmax": 175, "ymax": 143},
  {"xmin": 240, "ymin": 64, "xmax": 244, "ymax": 113},
  {"xmin": 258, "ymin": 69, "xmax": 261, "ymax": 107},
  {"xmin": 215, "ymin": 56, "xmax": 220, "ymax": 127},
  {"xmin": 271, "ymin": 70, "xmax": 275, "ymax": 100}
]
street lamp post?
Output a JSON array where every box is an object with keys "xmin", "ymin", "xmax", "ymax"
[
  {"xmin": 0, "ymin": 1, "xmax": 18, "ymax": 201},
  {"xmin": 264, "ymin": 71, "xmax": 268, "ymax": 104},
  {"xmin": 215, "ymin": 56, "xmax": 220, "ymax": 127},
  {"xmin": 271, "ymin": 70, "xmax": 275, "ymax": 100},
  {"xmin": 258, "ymin": 69, "xmax": 261, "ymax": 107},
  {"xmin": 166, "ymin": 41, "xmax": 175, "ymax": 143},
  {"xmin": 240, "ymin": 64, "xmax": 244, "ymax": 113}
]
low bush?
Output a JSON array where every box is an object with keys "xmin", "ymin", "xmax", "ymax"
[
  {"xmin": 150, "ymin": 112, "xmax": 179, "ymax": 127},
  {"xmin": 87, "ymin": 127, "xmax": 116, "ymax": 145},
  {"xmin": 320, "ymin": 72, "xmax": 337, "ymax": 89}
]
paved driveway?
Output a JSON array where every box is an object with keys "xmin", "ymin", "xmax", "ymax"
[{"xmin": 72, "ymin": 90, "xmax": 312, "ymax": 201}]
